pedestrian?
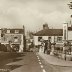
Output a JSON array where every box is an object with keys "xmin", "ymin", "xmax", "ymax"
[
  {"xmin": 7, "ymin": 41, "xmax": 12, "ymax": 52},
  {"xmin": 44, "ymin": 40, "xmax": 48, "ymax": 54},
  {"xmin": 67, "ymin": 41, "xmax": 71, "ymax": 55},
  {"xmin": 41, "ymin": 42, "xmax": 44, "ymax": 53},
  {"xmin": 47, "ymin": 40, "xmax": 51, "ymax": 54}
]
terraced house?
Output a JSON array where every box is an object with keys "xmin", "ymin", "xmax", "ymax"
[{"xmin": 0, "ymin": 26, "xmax": 25, "ymax": 52}]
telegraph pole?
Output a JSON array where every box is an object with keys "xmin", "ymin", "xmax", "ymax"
[{"xmin": 23, "ymin": 25, "xmax": 26, "ymax": 52}]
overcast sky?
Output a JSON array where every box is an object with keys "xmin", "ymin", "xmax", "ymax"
[{"xmin": 0, "ymin": 0, "xmax": 72, "ymax": 31}]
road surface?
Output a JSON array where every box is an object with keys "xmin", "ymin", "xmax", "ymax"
[{"xmin": 0, "ymin": 52, "xmax": 72, "ymax": 72}]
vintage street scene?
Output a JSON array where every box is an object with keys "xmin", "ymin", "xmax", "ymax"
[{"xmin": 0, "ymin": 0, "xmax": 72, "ymax": 72}]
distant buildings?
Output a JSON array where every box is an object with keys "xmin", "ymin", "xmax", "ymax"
[{"xmin": 0, "ymin": 26, "xmax": 25, "ymax": 52}]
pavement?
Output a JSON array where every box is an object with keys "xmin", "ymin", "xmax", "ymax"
[{"xmin": 38, "ymin": 52, "xmax": 72, "ymax": 67}]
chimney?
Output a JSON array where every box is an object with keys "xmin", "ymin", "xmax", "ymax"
[{"xmin": 43, "ymin": 23, "xmax": 49, "ymax": 30}]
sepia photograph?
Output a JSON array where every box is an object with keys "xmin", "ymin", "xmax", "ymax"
[{"xmin": 0, "ymin": 0, "xmax": 72, "ymax": 72}]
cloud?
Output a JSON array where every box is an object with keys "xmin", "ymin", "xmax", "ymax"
[{"xmin": 0, "ymin": 0, "xmax": 71, "ymax": 31}]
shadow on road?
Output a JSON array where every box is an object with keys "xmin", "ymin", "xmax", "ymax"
[
  {"xmin": 0, "ymin": 52, "xmax": 26, "ymax": 71},
  {"xmin": 13, "ymin": 58, "xmax": 23, "ymax": 62}
]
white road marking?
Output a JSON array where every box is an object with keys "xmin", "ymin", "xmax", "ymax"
[
  {"xmin": 40, "ymin": 65, "xmax": 44, "ymax": 68},
  {"xmin": 38, "ymin": 59, "xmax": 41, "ymax": 62},
  {"xmin": 36, "ymin": 55, "xmax": 46, "ymax": 72},
  {"xmin": 39, "ymin": 62, "xmax": 42, "ymax": 64},
  {"xmin": 42, "ymin": 69, "xmax": 46, "ymax": 72},
  {"xmin": 38, "ymin": 57, "xmax": 40, "ymax": 59},
  {"xmin": 37, "ymin": 56, "xmax": 39, "ymax": 58}
]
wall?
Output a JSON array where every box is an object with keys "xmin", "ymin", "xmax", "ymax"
[
  {"xmin": 68, "ymin": 31, "xmax": 72, "ymax": 40},
  {"xmin": 19, "ymin": 34, "xmax": 24, "ymax": 52},
  {"xmin": 42, "ymin": 36, "xmax": 48, "ymax": 40},
  {"xmin": 34, "ymin": 36, "xmax": 55, "ymax": 46},
  {"xmin": 63, "ymin": 23, "xmax": 68, "ymax": 40},
  {"xmin": 33, "ymin": 36, "xmax": 39, "ymax": 45},
  {"xmin": 1, "ymin": 34, "xmax": 22, "ymax": 44}
]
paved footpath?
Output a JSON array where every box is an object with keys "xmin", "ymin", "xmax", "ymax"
[
  {"xmin": 37, "ymin": 52, "xmax": 72, "ymax": 72},
  {"xmin": 38, "ymin": 52, "xmax": 72, "ymax": 67}
]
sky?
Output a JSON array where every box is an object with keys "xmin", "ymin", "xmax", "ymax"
[{"xmin": 0, "ymin": 0, "xmax": 72, "ymax": 31}]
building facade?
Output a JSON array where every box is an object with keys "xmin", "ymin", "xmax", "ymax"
[
  {"xmin": 63, "ymin": 23, "xmax": 72, "ymax": 41},
  {"xmin": 33, "ymin": 24, "xmax": 63, "ymax": 46},
  {"xmin": 0, "ymin": 27, "xmax": 25, "ymax": 52}
]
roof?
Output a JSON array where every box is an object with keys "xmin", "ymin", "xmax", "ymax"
[
  {"xmin": 0, "ymin": 28, "xmax": 24, "ymax": 34},
  {"xmin": 33, "ymin": 29, "xmax": 63, "ymax": 36}
]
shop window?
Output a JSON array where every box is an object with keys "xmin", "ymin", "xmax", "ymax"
[{"xmin": 38, "ymin": 37, "xmax": 42, "ymax": 42}]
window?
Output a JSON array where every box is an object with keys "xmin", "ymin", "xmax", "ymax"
[
  {"xmin": 38, "ymin": 37, "xmax": 42, "ymax": 42},
  {"xmin": 15, "ymin": 30, "xmax": 19, "ymax": 33},
  {"xmin": 57, "ymin": 37, "xmax": 62, "ymax": 42},
  {"xmin": 14, "ymin": 37, "xmax": 18, "ymax": 42},
  {"xmin": 7, "ymin": 30, "xmax": 10, "ymax": 33},
  {"xmin": 1, "ymin": 28, "xmax": 7, "ymax": 33},
  {"xmin": 48, "ymin": 37, "xmax": 51, "ymax": 41},
  {"xmin": 19, "ymin": 29, "xmax": 24, "ymax": 34},
  {"xmin": 10, "ymin": 30, "xmax": 15, "ymax": 33}
]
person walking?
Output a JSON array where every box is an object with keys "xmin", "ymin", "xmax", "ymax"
[
  {"xmin": 7, "ymin": 41, "xmax": 12, "ymax": 52},
  {"xmin": 44, "ymin": 40, "xmax": 48, "ymax": 54},
  {"xmin": 47, "ymin": 40, "xmax": 51, "ymax": 54}
]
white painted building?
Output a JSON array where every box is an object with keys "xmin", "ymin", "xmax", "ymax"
[
  {"xmin": 33, "ymin": 24, "xmax": 63, "ymax": 46},
  {"xmin": 33, "ymin": 23, "xmax": 72, "ymax": 46},
  {"xmin": 33, "ymin": 23, "xmax": 72, "ymax": 54},
  {"xmin": 63, "ymin": 23, "xmax": 72, "ymax": 41}
]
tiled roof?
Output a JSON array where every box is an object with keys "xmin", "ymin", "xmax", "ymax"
[
  {"xmin": 34, "ymin": 29, "xmax": 63, "ymax": 36},
  {"xmin": 0, "ymin": 28, "xmax": 24, "ymax": 34}
]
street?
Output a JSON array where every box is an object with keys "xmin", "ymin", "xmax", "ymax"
[
  {"xmin": 0, "ymin": 52, "xmax": 42, "ymax": 72},
  {"xmin": 0, "ymin": 52, "xmax": 72, "ymax": 72}
]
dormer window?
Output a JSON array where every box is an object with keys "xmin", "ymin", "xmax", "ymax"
[
  {"xmin": 15, "ymin": 30, "xmax": 19, "ymax": 33},
  {"xmin": 7, "ymin": 30, "xmax": 10, "ymax": 33}
]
